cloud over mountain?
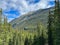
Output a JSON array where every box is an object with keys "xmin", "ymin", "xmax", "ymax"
[{"xmin": 0, "ymin": 0, "xmax": 54, "ymax": 22}]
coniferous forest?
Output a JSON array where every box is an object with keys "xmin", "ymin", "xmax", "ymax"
[{"xmin": 0, "ymin": 0, "xmax": 60, "ymax": 45}]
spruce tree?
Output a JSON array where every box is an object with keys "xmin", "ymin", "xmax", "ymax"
[
  {"xmin": 32, "ymin": 30, "xmax": 45, "ymax": 45},
  {"xmin": 32, "ymin": 35, "xmax": 38, "ymax": 45},
  {"xmin": 38, "ymin": 30, "xmax": 45, "ymax": 45},
  {"xmin": 48, "ymin": 9, "xmax": 53, "ymax": 45},
  {"xmin": 37, "ymin": 23, "xmax": 40, "ymax": 36},
  {"xmin": 24, "ymin": 37, "xmax": 29, "ymax": 45},
  {"xmin": 8, "ymin": 39, "xmax": 13, "ymax": 45},
  {"xmin": 4, "ymin": 16, "xmax": 7, "ymax": 25},
  {"xmin": 4, "ymin": 15, "xmax": 8, "ymax": 30},
  {"xmin": 0, "ymin": 8, "xmax": 2, "ymax": 29},
  {"xmin": 28, "ymin": 35, "xmax": 32, "ymax": 45},
  {"xmin": 48, "ymin": 0, "xmax": 60, "ymax": 45},
  {"xmin": 54, "ymin": 0, "xmax": 60, "ymax": 45},
  {"xmin": 8, "ymin": 23, "xmax": 11, "ymax": 32},
  {"xmin": 12, "ymin": 33, "xmax": 16, "ymax": 45},
  {"xmin": 18, "ymin": 33, "xmax": 21, "ymax": 45},
  {"xmin": 41, "ymin": 30, "xmax": 45, "ymax": 45}
]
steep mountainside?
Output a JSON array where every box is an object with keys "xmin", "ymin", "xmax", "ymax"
[{"xmin": 10, "ymin": 7, "xmax": 54, "ymax": 30}]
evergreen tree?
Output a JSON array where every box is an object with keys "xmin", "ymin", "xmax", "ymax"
[
  {"xmin": 24, "ymin": 37, "xmax": 29, "ymax": 45},
  {"xmin": 32, "ymin": 35, "xmax": 38, "ymax": 45},
  {"xmin": 12, "ymin": 33, "xmax": 16, "ymax": 45},
  {"xmin": 8, "ymin": 39, "xmax": 13, "ymax": 45},
  {"xmin": 48, "ymin": 0, "xmax": 60, "ymax": 45},
  {"xmin": 32, "ymin": 31, "xmax": 45, "ymax": 45},
  {"xmin": 37, "ymin": 23, "xmax": 40, "ymax": 36},
  {"xmin": 28, "ymin": 35, "xmax": 32, "ymax": 45},
  {"xmin": 18, "ymin": 33, "xmax": 21, "ymax": 45},
  {"xmin": 54, "ymin": 0, "xmax": 60, "ymax": 45},
  {"xmin": 4, "ymin": 15, "xmax": 8, "ymax": 30},
  {"xmin": 41, "ymin": 30, "xmax": 45, "ymax": 45},
  {"xmin": 16, "ymin": 37, "xmax": 18, "ymax": 45},
  {"xmin": 48, "ymin": 9, "xmax": 53, "ymax": 45},
  {"xmin": 8, "ymin": 23, "xmax": 12, "ymax": 32},
  {"xmin": 0, "ymin": 8, "xmax": 2, "ymax": 29},
  {"xmin": 4, "ymin": 16, "xmax": 7, "ymax": 25},
  {"xmin": 38, "ymin": 30, "xmax": 45, "ymax": 45}
]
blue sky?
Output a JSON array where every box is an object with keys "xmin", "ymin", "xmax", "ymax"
[{"xmin": 0, "ymin": 0, "xmax": 55, "ymax": 22}]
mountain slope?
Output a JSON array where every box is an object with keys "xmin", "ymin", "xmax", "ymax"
[{"xmin": 10, "ymin": 7, "xmax": 54, "ymax": 30}]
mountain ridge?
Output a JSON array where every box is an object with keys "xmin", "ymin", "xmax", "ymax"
[{"xmin": 10, "ymin": 7, "xmax": 54, "ymax": 30}]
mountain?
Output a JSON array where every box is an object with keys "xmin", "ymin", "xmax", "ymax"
[{"xmin": 10, "ymin": 7, "xmax": 54, "ymax": 30}]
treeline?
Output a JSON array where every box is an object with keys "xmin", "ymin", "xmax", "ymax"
[
  {"xmin": 0, "ymin": 10, "xmax": 47, "ymax": 45},
  {"xmin": 0, "ymin": 8, "xmax": 11, "ymax": 32},
  {"xmin": 0, "ymin": 8, "xmax": 47, "ymax": 45},
  {"xmin": 0, "ymin": 23, "xmax": 47, "ymax": 45},
  {"xmin": 24, "ymin": 30, "xmax": 46, "ymax": 45},
  {"xmin": 0, "ymin": 9, "xmax": 47, "ymax": 45}
]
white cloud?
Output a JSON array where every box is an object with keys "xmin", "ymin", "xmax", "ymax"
[
  {"xmin": 0, "ymin": 1, "xmax": 7, "ymax": 10},
  {"xmin": 0, "ymin": 0, "xmax": 54, "ymax": 22},
  {"xmin": 49, "ymin": 0, "xmax": 55, "ymax": 1}
]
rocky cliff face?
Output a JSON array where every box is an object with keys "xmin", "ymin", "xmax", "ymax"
[{"xmin": 10, "ymin": 7, "xmax": 54, "ymax": 30}]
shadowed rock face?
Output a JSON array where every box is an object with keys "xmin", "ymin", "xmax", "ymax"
[{"xmin": 10, "ymin": 7, "xmax": 54, "ymax": 30}]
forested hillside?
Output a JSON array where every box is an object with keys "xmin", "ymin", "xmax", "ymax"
[{"xmin": 0, "ymin": 8, "xmax": 47, "ymax": 45}]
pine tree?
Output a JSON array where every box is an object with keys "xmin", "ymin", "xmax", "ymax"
[
  {"xmin": 8, "ymin": 23, "xmax": 11, "ymax": 32},
  {"xmin": 12, "ymin": 33, "xmax": 16, "ymax": 45},
  {"xmin": 8, "ymin": 39, "xmax": 13, "ymax": 45},
  {"xmin": 18, "ymin": 33, "xmax": 21, "ymax": 45},
  {"xmin": 37, "ymin": 23, "xmax": 40, "ymax": 36},
  {"xmin": 16, "ymin": 37, "xmax": 18, "ymax": 45},
  {"xmin": 32, "ymin": 30, "xmax": 45, "ymax": 45},
  {"xmin": 4, "ymin": 16, "xmax": 7, "ymax": 25},
  {"xmin": 32, "ymin": 35, "xmax": 38, "ymax": 45},
  {"xmin": 28, "ymin": 35, "xmax": 32, "ymax": 45},
  {"xmin": 24, "ymin": 37, "xmax": 29, "ymax": 45},
  {"xmin": 4, "ymin": 15, "xmax": 8, "ymax": 30},
  {"xmin": 38, "ymin": 30, "xmax": 45, "ymax": 45},
  {"xmin": 12, "ymin": 35, "xmax": 15, "ymax": 45},
  {"xmin": 48, "ymin": 9, "xmax": 53, "ymax": 45},
  {"xmin": 49, "ymin": 0, "xmax": 60, "ymax": 45},
  {"xmin": 54, "ymin": 0, "xmax": 60, "ymax": 45},
  {"xmin": 0, "ymin": 8, "xmax": 2, "ymax": 29},
  {"xmin": 41, "ymin": 30, "xmax": 45, "ymax": 45}
]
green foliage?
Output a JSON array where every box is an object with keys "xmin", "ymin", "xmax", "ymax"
[
  {"xmin": 32, "ymin": 30, "xmax": 45, "ymax": 45},
  {"xmin": 48, "ymin": 0, "xmax": 60, "ymax": 45},
  {"xmin": 0, "ymin": 1, "xmax": 59, "ymax": 45},
  {"xmin": 0, "ymin": 8, "xmax": 47, "ymax": 45},
  {"xmin": 24, "ymin": 37, "xmax": 29, "ymax": 45},
  {"xmin": 8, "ymin": 39, "xmax": 13, "ymax": 45},
  {"xmin": 48, "ymin": 9, "xmax": 54, "ymax": 45},
  {"xmin": 0, "ymin": 22, "xmax": 47, "ymax": 45}
]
